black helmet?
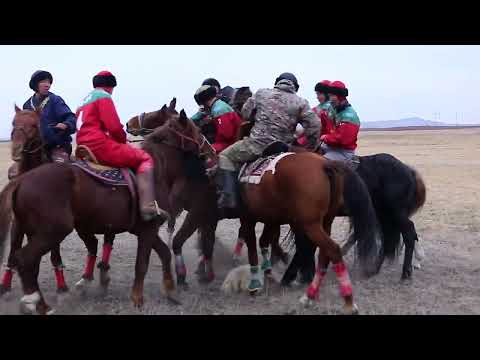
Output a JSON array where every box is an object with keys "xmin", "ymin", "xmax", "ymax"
[
  {"xmin": 202, "ymin": 78, "xmax": 221, "ymax": 89},
  {"xmin": 194, "ymin": 85, "xmax": 218, "ymax": 106},
  {"xmin": 275, "ymin": 72, "xmax": 299, "ymax": 92},
  {"xmin": 29, "ymin": 70, "xmax": 53, "ymax": 91}
]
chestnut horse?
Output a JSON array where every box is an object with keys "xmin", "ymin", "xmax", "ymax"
[
  {"xmin": 148, "ymin": 112, "xmax": 381, "ymax": 314},
  {"xmin": 0, "ymin": 109, "xmax": 179, "ymax": 315},
  {"xmin": 0, "ymin": 103, "xmax": 177, "ymax": 297}
]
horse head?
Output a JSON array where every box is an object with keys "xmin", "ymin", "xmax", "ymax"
[
  {"xmin": 126, "ymin": 97, "xmax": 177, "ymax": 136},
  {"xmin": 11, "ymin": 104, "xmax": 42, "ymax": 161}
]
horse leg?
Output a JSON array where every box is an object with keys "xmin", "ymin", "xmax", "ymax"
[
  {"xmin": 198, "ymin": 220, "xmax": 217, "ymax": 283},
  {"xmin": 301, "ymin": 221, "xmax": 358, "ymax": 315},
  {"xmin": 259, "ymin": 224, "xmax": 279, "ymax": 276},
  {"xmin": 131, "ymin": 230, "xmax": 154, "ymax": 308},
  {"xmin": 242, "ymin": 217, "xmax": 262, "ymax": 294},
  {"xmin": 16, "ymin": 235, "xmax": 59, "ymax": 315},
  {"xmin": 50, "ymin": 244, "xmax": 68, "ymax": 293},
  {"xmin": 150, "ymin": 234, "xmax": 178, "ymax": 304},
  {"xmin": 395, "ymin": 213, "xmax": 418, "ymax": 281},
  {"xmin": 232, "ymin": 224, "xmax": 247, "ymax": 265},
  {"xmin": 167, "ymin": 216, "xmax": 176, "ymax": 249},
  {"xmin": 98, "ymin": 233, "xmax": 115, "ymax": 289},
  {"xmin": 75, "ymin": 232, "xmax": 99, "ymax": 291},
  {"xmin": 171, "ymin": 211, "xmax": 199, "ymax": 286},
  {"xmin": 0, "ymin": 219, "xmax": 24, "ymax": 295}
]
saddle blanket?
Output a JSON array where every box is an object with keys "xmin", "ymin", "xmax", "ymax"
[
  {"xmin": 71, "ymin": 160, "xmax": 133, "ymax": 186},
  {"xmin": 239, "ymin": 152, "xmax": 295, "ymax": 184}
]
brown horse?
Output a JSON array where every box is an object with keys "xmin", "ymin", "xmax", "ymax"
[
  {"xmin": 126, "ymin": 98, "xmax": 179, "ymax": 246},
  {"xmin": 0, "ymin": 111, "xmax": 178, "ymax": 315},
  {"xmin": 127, "ymin": 102, "xmax": 288, "ymax": 285},
  {"xmin": 1, "ymin": 106, "xmax": 70, "ymax": 295},
  {"xmin": 148, "ymin": 112, "xmax": 381, "ymax": 314}
]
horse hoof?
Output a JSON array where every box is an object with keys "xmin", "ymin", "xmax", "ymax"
[
  {"xmin": 166, "ymin": 291, "xmax": 182, "ymax": 306},
  {"xmin": 75, "ymin": 278, "xmax": 93, "ymax": 292},
  {"xmin": 131, "ymin": 294, "xmax": 144, "ymax": 309},
  {"xmin": 198, "ymin": 272, "xmax": 215, "ymax": 284},
  {"xmin": 176, "ymin": 275, "xmax": 187, "ymax": 286},
  {"xmin": 99, "ymin": 274, "xmax": 111, "ymax": 288},
  {"xmin": 413, "ymin": 262, "xmax": 421, "ymax": 270},
  {"xmin": 248, "ymin": 279, "xmax": 262, "ymax": 294},
  {"xmin": 19, "ymin": 292, "xmax": 41, "ymax": 315},
  {"xmin": 56, "ymin": 286, "xmax": 69, "ymax": 294},
  {"xmin": 343, "ymin": 303, "xmax": 359, "ymax": 315},
  {"xmin": 299, "ymin": 294, "xmax": 313, "ymax": 308}
]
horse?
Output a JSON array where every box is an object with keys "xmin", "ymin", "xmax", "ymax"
[
  {"xmin": 148, "ymin": 112, "xmax": 381, "ymax": 314},
  {"xmin": 0, "ymin": 106, "xmax": 71, "ymax": 295},
  {"xmin": 127, "ymin": 96, "xmax": 289, "ymax": 284},
  {"xmin": 126, "ymin": 98, "xmax": 179, "ymax": 247},
  {"xmin": 227, "ymin": 87, "xmax": 427, "ymax": 282},
  {"xmin": 0, "ymin": 108, "xmax": 178, "ymax": 314},
  {"xmin": 282, "ymin": 152, "xmax": 427, "ymax": 283}
]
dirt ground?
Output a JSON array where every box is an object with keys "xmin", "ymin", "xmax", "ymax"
[{"xmin": 0, "ymin": 128, "xmax": 479, "ymax": 315}]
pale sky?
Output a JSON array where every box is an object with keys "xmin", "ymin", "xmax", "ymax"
[{"xmin": 1, "ymin": 45, "xmax": 478, "ymax": 139}]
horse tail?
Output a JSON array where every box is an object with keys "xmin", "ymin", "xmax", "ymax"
[
  {"xmin": 338, "ymin": 163, "xmax": 380, "ymax": 276},
  {"xmin": 0, "ymin": 178, "xmax": 22, "ymax": 262},
  {"xmin": 409, "ymin": 169, "xmax": 426, "ymax": 216}
]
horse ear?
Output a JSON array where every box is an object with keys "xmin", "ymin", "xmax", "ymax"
[
  {"xmin": 169, "ymin": 97, "xmax": 176, "ymax": 111},
  {"xmin": 160, "ymin": 104, "xmax": 167, "ymax": 113},
  {"xmin": 178, "ymin": 109, "xmax": 188, "ymax": 127},
  {"xmin": 14, "ymin": 104, "xmax": 21, "ymax": 113}
]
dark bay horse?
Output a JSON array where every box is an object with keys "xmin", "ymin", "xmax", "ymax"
[
  {"xmin": 148, "ymin": 113, "xmax": 381, "ymax": 314},
  {"xmin": 0, "ymin": 112, "xmax": 178, "ymax": 315}
]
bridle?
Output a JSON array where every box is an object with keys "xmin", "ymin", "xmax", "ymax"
[
  {"xmin": 11, "ymin": 124, "xmax": 44, "ymax": 155},
  {"xmin": 127, "ymin": 112, "xmax": 156, "ymax": 138}
]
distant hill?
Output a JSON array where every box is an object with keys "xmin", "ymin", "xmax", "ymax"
[{"xmin": 361, "ymin": 117, "xmax": 456, "ymax": 129}]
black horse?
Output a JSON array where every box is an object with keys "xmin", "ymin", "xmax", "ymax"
[{"xmin": 281, "ymin": 153, "xmax": 426, "ymax": 283}]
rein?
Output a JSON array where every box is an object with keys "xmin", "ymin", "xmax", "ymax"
[{"xmin": 11, "ymin": 125, "xmax": 45, "ymax": 155}]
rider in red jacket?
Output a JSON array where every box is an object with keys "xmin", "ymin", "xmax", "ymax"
[
  {"xmin": 76, "ymin": 71, "xmax": 160, "ymax": 221},
  {"xmin": 193, "ymin": 85, "xmax": 242, "ymax": 154}
]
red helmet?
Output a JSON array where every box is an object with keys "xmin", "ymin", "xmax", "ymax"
[
  {"xmin": 92, "ymin": 71, "xmax": 117, "ymax": 88},
  {"xmin": 314, "ymin": 80, "xmax": 331, "ymax": 93},
  {"xmin": 328, "ymin": 81, "xmax": 348, "ymax": 97}
]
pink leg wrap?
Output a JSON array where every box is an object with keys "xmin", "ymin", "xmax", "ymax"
[
  {"xmin": 54, "ymin": 267, "xmax": 67, "ymax": 289},
  {"xmin": 234, "ymin": 239, "xmax": 245, "ymax": 256},
  {"xmin": 1, "ymin": 268, "xmax": 14, "ymax": 289},
  {"xmin": 306, "ymin": 268, "xmax": 327, "ymax": 299},
  {"xmin": 175, "ymin": 255, "xmax": 186, "ymax": 276},
  {"xmin": 204, "ymin": 259, "xmax": 215, "ymax": 281},
  {"xmin": 83, "ymin": 255, "xmax": 97, "ymax": 279},
  {"xmin": 101, "ymin": 243, "xmax": 113, "ymax": 265},
  {"xmin": 333, "ymin": 261, "xmax": 353, "ymax": 297}
]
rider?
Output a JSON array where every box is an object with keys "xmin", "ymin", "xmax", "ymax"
[
  {"xmin": 296, "ymin": 80, "xmax": 335, "ymax": 146},
  {"xmin": 193, "ymin": 85, "xmax": 243, "ymax": 154},
  {"xmin": 216, "ymin": 72, "xmax": 321, "ymax": 213},
  {"xmin": 8, "ymin": 70, "xmax": 77, "ymax": 179},
  {"xmin": 75, "ymin": 71, "xmax": 160, "ymax": 221},
  {"xmin": 191, "ymin": 78, "xmax": 235, "ymax": 126},
  {"xmin": 319, "ymin": 81, "xmax": 360, "ymax": 162}
]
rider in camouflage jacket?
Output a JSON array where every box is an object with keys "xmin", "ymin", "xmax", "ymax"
[{"xmin": 216, "ymin": 72, "xmax": 321, "ymax": 215}]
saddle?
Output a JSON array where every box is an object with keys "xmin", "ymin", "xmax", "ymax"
[
  {"xmin": 238, "ymin": 141, "xmax": 294, "ymax": 185},
  {"xmin": 72, "ymin": 145, "xmax": 138, "ymax": 228}
]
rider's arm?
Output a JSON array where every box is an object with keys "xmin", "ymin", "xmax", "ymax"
[
  {"xmin": 54, "ymin": 96, "xmax": 77, "ymax": 135},
  {"xmin": 241, "ymin": 97, "xmax": 256, "ymax": 122},
  {"xmin": 298, "ymin": 102, "xmax": 321, "ymax": 149},
  {"xmin": 97, "ymin": 97, "xmax": 127, "ymax": 144},
  {"xmin": 321, "ymin": 121, "xmax": 359, "ymax": 147}
]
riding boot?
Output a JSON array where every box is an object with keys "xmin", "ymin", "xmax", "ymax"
[
  {"xmin": 136, "ymin": 168, "xmax": 161, "ymax": 221},
  {"xmin": 215, "ymin": 168, "xmax": 238, "ymax": 210}
]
